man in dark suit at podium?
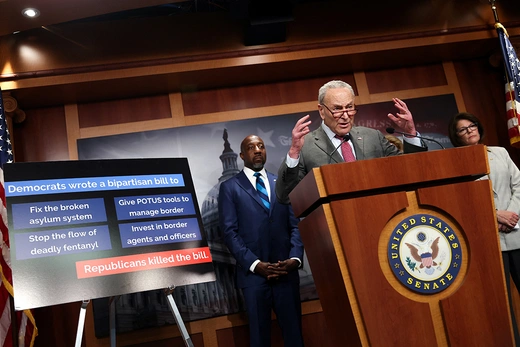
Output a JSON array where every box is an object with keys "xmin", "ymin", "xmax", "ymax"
[
  {"xmin": 219, "ymin": 134, "xmax": 305, "ymax": 347},
  {"xmin": 276, "ymin": 80, "xmax": 427, "ymax": 203}
]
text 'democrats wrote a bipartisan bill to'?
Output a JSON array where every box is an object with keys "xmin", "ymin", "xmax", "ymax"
[{"xmin": 4, "ymin": 159, "xmax": 216, "ymax": 310}]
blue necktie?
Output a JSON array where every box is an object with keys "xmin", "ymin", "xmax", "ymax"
[{"xmin": 254, "ymin": 172, "xmax": 270, "ymax": 210}]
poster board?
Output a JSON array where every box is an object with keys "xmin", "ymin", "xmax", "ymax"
[{"xmin": 4, "ymin": 158, "xmax": 215, "ymax": 310}]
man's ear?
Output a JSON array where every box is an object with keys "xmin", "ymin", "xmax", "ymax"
[{"xmin": 317, "ymin": 105, "xmax": 325, "ymax": 120}]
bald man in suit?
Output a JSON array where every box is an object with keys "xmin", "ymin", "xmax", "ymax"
[
  {"xmin": 219, "ymin": 134, "xmax": 304, "ymax": 347},
  {"xmin": 276, "ymin": 80, "xmax": 427, "ymax": 203}
]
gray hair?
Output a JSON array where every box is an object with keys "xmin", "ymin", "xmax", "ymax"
[{"xmin": 318, "ymin": 80, "xmax": 355, "ymax": 104}]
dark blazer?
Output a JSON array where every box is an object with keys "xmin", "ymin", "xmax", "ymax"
[
  {"xmin": 218, "ymin": 170, "xmax": 304, "ymax": 288},
  {"xmin": 276, "ymin": 125, "xmax": 427, "ymax": 203}
]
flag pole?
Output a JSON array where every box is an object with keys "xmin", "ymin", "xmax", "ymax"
[
  {"xmin": 489, "ymin": 0, "xmax": 500, "ymax": 23},
  {"xmin": 11, "ymin": 298, "xmax": 18, "ymax": 347}
]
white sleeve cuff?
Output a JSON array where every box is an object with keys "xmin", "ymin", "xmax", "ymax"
[
  {"xmin": 286, "ymin": 153, "xmax": 299, "ymax": 168},
  {"xmin": 250, "ymin": 259, "xmax": 260, "ymax": 273},
  {"xmin": 402, "ymin": 132, "xmax": 422, "ymax": 147},
  {"xmin": 291, "ymin": 257, "xmax": 302, "ymax": 268}
]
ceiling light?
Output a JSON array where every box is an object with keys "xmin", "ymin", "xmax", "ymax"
[{"xmin": 22, "ymin": 8, "xmax": 40, "ymax": 18}]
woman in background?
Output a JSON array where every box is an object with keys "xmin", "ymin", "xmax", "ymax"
[{"xmin": 448, "ymin": 112, "xmax": 520, "ymax": 345}]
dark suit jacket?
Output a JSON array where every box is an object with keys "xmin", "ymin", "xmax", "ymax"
[
  {"xmin": 218, "ymin": 170, "xmax": 304, "ymax": 288},
  {"xmin": 276, "ymin": 125, "xmax": 427, "ymax": 203}
]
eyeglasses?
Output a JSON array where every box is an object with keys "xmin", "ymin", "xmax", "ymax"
[
  {"xmin": 321, "ymin": 104, "xmax": 358, "ymax": 118},
  {"xmin": 456, "ymin": 123, "xmax": 478, "ymax": 136}
]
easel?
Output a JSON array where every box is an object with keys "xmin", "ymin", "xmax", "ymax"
[
  {"xmin": 74, "ymin": 286, "xmax": 194, "ymax": 347},
  {"xmin": 165, "ymin": 286, "xmax": 194, "ymax": 347},
  {"xmin": 109, "ymin": 296, "xmax": 118, "ymax": 347},
  {"xmin": 75, "ymin": 300, "xmax": 90, "ymax": 347}
]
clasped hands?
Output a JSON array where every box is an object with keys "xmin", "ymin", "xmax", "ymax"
[
  {"xmin": 255, "ymin": 259, "xmax": 299, "ymax": 280},
  {"xmin": 497, "ymin": 210, "xmax": 519, "ymax": 233}
]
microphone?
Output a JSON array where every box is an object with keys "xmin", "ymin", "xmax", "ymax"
[
  {"xmin": 328, "ymin": 134, "xmax": 351, "ymax": 164},
  {"xmin": 386, "ymin": 127, "xmax": 445, "ymax": 149}
]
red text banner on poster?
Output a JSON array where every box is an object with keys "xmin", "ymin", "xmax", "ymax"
[{"xmin": 76, "ymin": 246, "xmax": 212, "ymax": 279}]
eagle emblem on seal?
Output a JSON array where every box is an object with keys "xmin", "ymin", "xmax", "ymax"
[{"xmin": 405, "ymin": 236, "xmax": 440, "ymax": 270}]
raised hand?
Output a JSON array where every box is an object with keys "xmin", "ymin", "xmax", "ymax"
[
  {"xmin": 387, "ymin": 98, "xmax": 416, "ymax": 137},
  {"xmin": 288, "ymin": 115, "xmax": 312, "ymax": 159}
]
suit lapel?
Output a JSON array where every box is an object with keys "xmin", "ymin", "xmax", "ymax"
[
  {"xmin": 486, "ymin": 149, "xmax": 498, "ymax": 196},
  {"xmin": 266, "ymin": 172, "xmax": 277, "ymax": 214},
  {"xmin": 350, "ymin": 127, "xmax": 364, "ymax": 160},
  {"xmin": 313, "ymin": 127, "xmax": 342, "ymax": 164},
  {"xmin": 236, "ymin": 171, "xmax": 269, "ymax": 211}
]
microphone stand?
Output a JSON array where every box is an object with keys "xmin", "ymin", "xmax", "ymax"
[
  {"xmin": 386, "ymin": 128, "xmax": 445, "ymax": 149},
  {"xmin": 328, "ymin": 134, "xmax": 351, "ymax": 164}
]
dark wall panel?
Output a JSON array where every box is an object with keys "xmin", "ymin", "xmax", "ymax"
[
  {"xmin": 182, "ymin": 75, "xmax": 357, "ymax": 116},
  {"xmin": 13, "ymin": 106, "xmax": 68, "ymax": 163},
  {"xmin": 32, "ymin": 302, "xmax": 82, "ymax": 347},
  {"xmin": 78, "ymin": 94, "xmax": 171, "ymax": 128},
  {"xmin": 366, "ymin": 63, "xmax": 447, "ymax": 94}
]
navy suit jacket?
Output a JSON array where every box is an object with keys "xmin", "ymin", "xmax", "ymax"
[{"xmin": 218, "ymin": 170, "xmax": 304, "ymax": 289}]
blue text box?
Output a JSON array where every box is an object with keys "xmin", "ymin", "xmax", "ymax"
[
  {"xmin": 14, "ymin": 225, "xmax": 112, "ymax": 260},
  {"xmin": 6, "ymin": 174, "xmax": 185, "ymax": 197},
  {"xmin": 114, "ymin": 193, "xmax": 196, "ymax": 221},
  {"xmin": 11, "ymin": 198, "xmax": 108, "ymax": 230},
  {"xmin": 119, "ymin": 218, "xmax": 201, "ymax": 248}
]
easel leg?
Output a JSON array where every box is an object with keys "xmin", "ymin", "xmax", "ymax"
[
  {"xmin": 165, "ymin": 286, "xmax": 194, "ymax": 347},
  {"xmin": 75, "ymin": 300, "xmax": 90, "ymax": 347},
  {"xmin": 109, "ymin": 296, "xmax": 119, "ymax": 347}
]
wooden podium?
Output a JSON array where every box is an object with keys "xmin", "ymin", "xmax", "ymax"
[{"xmin": 290, "ymin": 145, "xmax": 514, "ymax": 347}]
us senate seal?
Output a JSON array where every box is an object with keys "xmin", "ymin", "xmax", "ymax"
[{"xmin": 387, "ymin": 214, "xmax": 462, "ymax": 294}]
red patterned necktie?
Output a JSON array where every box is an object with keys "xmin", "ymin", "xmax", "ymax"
[{"xmin": 335, "ymin": 135, "xmax": 356, "ymax": 162}]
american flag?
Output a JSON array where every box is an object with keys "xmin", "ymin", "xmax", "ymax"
[
  {"xmin": 0, "ymin": 91, "xmax": 37, "ymax": 346},
  {"xmin": 496, "ymin": 23, "xmax": 520, "ymax": 147}
]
